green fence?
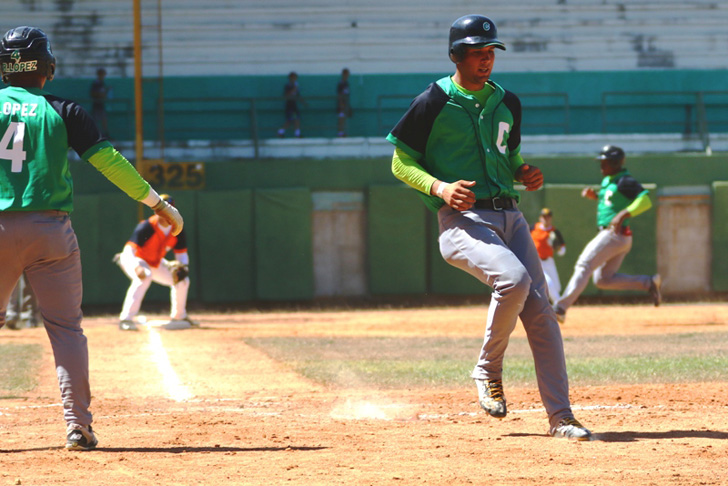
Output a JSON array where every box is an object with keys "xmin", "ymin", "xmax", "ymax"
[{"xmin": 67, "ymin": 153, "xmax": 728, "ymax": 308}]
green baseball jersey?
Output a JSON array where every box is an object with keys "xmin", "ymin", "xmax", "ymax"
[
  {"xmin": 386, "ymin": 77, "xmax": 523, "ymax": 213},
  {"xmin": 0, "ymin": 86, "xmax": 110, "ymax": 212},
  {"xmin": 596, "ymin": 169, "xmax": 647, "ymax": 228}
]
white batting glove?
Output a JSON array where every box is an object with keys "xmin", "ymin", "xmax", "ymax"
[{"xmin": 152, "ymin": 199, "xmax": 184, "ymax": 236}]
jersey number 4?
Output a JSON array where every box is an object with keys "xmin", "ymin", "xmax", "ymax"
[{"xmin": 0, "ymin": 122, "xmax": 27, "ymax": 173}]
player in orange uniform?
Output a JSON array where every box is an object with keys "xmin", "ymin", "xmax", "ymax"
[
  {"xmin": 530, "ymin": 208, "xmax": 566, "ymax": 304},
  {"xmin": 116, "ymin": 194, "xmax": 196, "ymax": 331}
]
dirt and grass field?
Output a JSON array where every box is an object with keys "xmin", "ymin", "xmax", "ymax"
[{"xmin": 1, "ymin": 302, "xmax": 727, "ymax": 485}]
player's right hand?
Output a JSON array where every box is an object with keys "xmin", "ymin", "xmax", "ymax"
[
  {"xmin": 581, "ymin": 187, "xmax": 598, "ymax": 200},
  {"xmin": 443, "ymin": 180, "xmax": 477, "ymax": 211},
  {"xmin": 152, "ymin": 199, "xmax": 184, "ymax": 236}
]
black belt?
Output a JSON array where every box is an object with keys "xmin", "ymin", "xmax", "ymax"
[{"xmin": 473, "ymin": 197, "xmax": 514, "ymax": 211}]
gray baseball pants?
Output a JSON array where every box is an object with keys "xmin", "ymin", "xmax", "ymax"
[
  {"xmin": 437, "ymin": 205, "xmax": 573, "ymax": 427},
  {"xmin": 556, "ymin": 228, "xmax": 652, "ymax": 311},
  {"xmin": 0, "ymin": 211, "xmax": 92, "ymax": 428}
]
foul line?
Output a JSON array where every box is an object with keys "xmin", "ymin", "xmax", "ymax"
[{"xmin": 146, "ymin": 326, "xmax": 193, "ymax": 402}]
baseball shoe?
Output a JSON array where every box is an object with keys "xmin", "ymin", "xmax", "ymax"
[
  {"xmin": 649, "ymin": 274, "xmax": 662, "ymax": 307},
  {"xmin": 119, "ymin": 319, "xmax": 138, "ymax": 331},
  {"xmin": 475, "ymin": 379, "xmax": 507, "ymax": 419},
  {"xmin": 65, "ymin": 425, "xmax": 98, "ymax": 451},
  {"xmin": 180, "ymin": 316, "xmax": 200, "ymax": 327},
  {"xmin": 550, "ymin": 417, "xmax": 592, "ymax": 441},
  {"xmin": 553, "ymin": 305, "xmax": 566, "ymax": 324}
]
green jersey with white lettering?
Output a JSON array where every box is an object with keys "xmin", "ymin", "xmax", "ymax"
[
  {"xmin": 0, "ymin": 86, "xmax": 110, "ymax": 212},
  {"xmin": 596, "ymin": 169, "xmax": 648, "ymax": 228}
]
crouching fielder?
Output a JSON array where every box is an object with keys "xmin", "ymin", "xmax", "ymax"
[{"xmin": 117, "ymin": 194, "xmax": 196, "ymax": 331}]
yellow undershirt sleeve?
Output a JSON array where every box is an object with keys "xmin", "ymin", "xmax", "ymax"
[
  {"xmin": 625, "ymin": 191, "xmax": 652, "ymax": 217},
  {"xmin": 391, "ymin": 147, "xmax": 437, "ymax": 195},
  {"xmin": 87, "ymin": 146, "xmax": 152, "ymax": 202}
]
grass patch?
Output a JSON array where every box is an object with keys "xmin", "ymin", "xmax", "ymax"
[
  {"xmin": 0, "ymin": 343, "xmax": 43, "ymax": 397},
  {"xmin": 244, "ymin": 332, "xmax": 728, "ymax": 389}
]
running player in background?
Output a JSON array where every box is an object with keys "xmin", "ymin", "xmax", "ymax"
[
  {"xmin": 0, "ymin": 26, "xmax": 183, "ymax": 450},
  {"xmin": 553, "ymin": 145, "xmax": 661, "ymax": 324},
  {"xmin": 531, "ymin": 208, "xmax": 566, "ymax": 304}
]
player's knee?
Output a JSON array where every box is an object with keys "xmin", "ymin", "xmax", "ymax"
[{"xmin": 495, "ymin": 267, "xmax": 532, "ymax": 301}]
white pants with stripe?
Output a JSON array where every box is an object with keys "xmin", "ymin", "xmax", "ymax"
[{"xmin": 118, "ymin": 249, "xmax": 189, "ymax": 321}]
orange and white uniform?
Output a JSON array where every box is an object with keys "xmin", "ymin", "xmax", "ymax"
[
  {"xmin": 118, "ymin": 215, "xmax": 190, "ymax": 322},
  {"xmin": 530, "ymin": 220, "xmax": 566, "ymax": 303}
]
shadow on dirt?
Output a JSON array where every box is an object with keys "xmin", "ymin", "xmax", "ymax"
[
  {"xmin": 0, "ymin": 445, "xmax": 328, "ymax": 454},
  {"xmin": 596, "ymin": 430, "xmax": 728, "ymax": 442}
]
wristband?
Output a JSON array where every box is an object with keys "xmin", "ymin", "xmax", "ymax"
[{"xmin": 436, "ymin": 183, "xmax": 447, "ymax": 199}]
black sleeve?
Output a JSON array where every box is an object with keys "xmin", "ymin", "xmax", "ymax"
[
  {"xmin": 129, "ymin": 220, "xmax": 155, "ymax": 247},
  {"xmin": 502, "ymin": 90, "xmax": 522, "ymax": 152},
  {"xmin": 616, "ymin": 174, "xmax": 645, "ymax": 200},
  {"xmin": 44, "ymin": 94, "xmax": 106, "ymax": 157},
  {"xmin": 173, "ymin": 229, "xmax": 187, "ymax": 251},
  {"xmin": 389, "ymin": 82, "xmax": 450, "ymax": 156}
]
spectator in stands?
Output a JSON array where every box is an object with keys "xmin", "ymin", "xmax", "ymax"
[
  {"xmin": 336, "ymin": 68, "xmax": 352, "ymax": 137},
  {"xmin": 278, "ymin": 71, "xmax": 305, "ymax": 138},
  {"xmin": 89, "ymin": 68, "xmax": 111, "ymax": 138}
]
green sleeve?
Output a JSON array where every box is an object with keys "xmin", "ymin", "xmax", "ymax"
[
  {"xmin": 86, "ymin": 146, "xmax": 152, "ymax": 201},
  {"xmin": 391, "ymin": 147, "xmax": 437, "ymax": 195},
  {"xmin": 625, "ymin": 191, "xmax": 652, "ymax": 217},
  {"xmin": 509, "ymin": 147, "xmax": 525, "ymax": 176}
]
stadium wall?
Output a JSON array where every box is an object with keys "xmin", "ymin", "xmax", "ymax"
[
  {"xmin": 69, "ymin": 154, "xmax": 728, "ymax": 307},
  {"xmin": 42, "ymin": 69, "xmax": 728, "ymax": 141}
]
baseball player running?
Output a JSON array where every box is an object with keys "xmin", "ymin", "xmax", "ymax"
[
  {"xmin": 116, "ymin": 193, "xmax": 197, "ymax": 331},
  {"xmin": 0, "ymin": 26, "xmax": 182, "ymax": 450},
  {"xmin": 387, "ymin": 14, "xmax": 592, "ymax": 440},
  {"xmin": 553, "ymin": 145, "xmax": 661, "ymax": 323},
  {"xmin": 531, "ymin": 208, "xmax": 566, "ymax": 304}
]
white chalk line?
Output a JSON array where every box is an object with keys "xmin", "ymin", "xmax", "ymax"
[{"xmin": 145, "ymin": 325, "xmax": 194, "ymax": 402}]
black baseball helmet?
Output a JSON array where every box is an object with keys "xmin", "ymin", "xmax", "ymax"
[
  {"xmin": 0, "ymin": 26, "xmax": 56, "ymax": 84},
  {"xmin": 596, "ymin": 145, "xmax": 625, "ymax": 164},
  {"xmin": 449, "ymin": 15, "xmax": 505, "ymax": 63}
]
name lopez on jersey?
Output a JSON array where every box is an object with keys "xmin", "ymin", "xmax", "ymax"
[{"xmin": 2, "ymin": 102, "xmax": 38, "ymax": 117}]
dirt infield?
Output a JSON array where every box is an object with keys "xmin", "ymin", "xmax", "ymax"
[{"xmin": 1, "ymin": 303, "xmax": 727, "ymax": 485}]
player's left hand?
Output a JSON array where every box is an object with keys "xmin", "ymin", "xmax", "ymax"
[
  {"xmin": 608, "ymin": 210, "xmax": 631, "ymax": 232},
  {"xmin": 516, "ymin": 164, "xmax": 543, "ymax": 191}
]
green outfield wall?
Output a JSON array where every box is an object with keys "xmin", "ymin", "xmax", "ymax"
[{"xmin": 68, "ymin": 152, "xmax": 726, "ymax": 307}]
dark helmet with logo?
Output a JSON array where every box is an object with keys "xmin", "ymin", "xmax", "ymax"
[
  {"xmin": 0, "ymin": 26, "xmax": 56, "ymax": 84},
  {"xmin": 596, "ymin": 145, "xmax": 625, "ymax": 165},
  {"xmin": 449, "ymin": 15, "xmax": 506, "ymax": 63}
]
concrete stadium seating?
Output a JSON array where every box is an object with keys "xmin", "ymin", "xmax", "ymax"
[{"xmin": 1, "ymin": 0, "xmax": 726, "ymax": 76}]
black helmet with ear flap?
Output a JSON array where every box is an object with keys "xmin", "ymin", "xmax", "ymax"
[
  {"xmin": 596, "ymin": 145, "xmax": 625, "ymax": 165},
  {"xmin": 449, "ymin": 15, "xmax": 506, "ymax": 63},
  {"xmin": 0, "ymin": 26, "xmax": 56, "ymax": 83}
]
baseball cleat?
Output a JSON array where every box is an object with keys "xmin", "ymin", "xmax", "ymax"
[
  {"xmin": 119, "ymin": 319, "xmax": 138, "ymax": 331},
  {"xmin": 649, "ymin": 274, "xmax": 662, "ymax": 307},
  {"xmin": 475, "ymin": 379, "xmax": 507, "ymax": 418},
  {"xmin": 553, "ymin": 305, "xmax": 566, "ymax": 324},
  {"xmin": 180, "ymin": 316, "xmax": 200, "ymax": 327},
  {"xmin": 65, "ymin": 425, "xmax": 98, "ymax": 451},
  {"xmin": 550, "ymin": 417, "xmax": 592, "ymax": 441}
]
